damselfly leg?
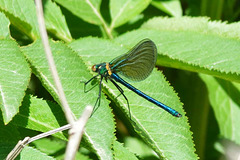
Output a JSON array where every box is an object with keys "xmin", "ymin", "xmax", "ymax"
[
  {"xmin": 81, "ymin": 74, "xmax": 103, "ymax": 116},
  {"xmin": 109, "ymin": 79, "xmax": 132, "ymax": 120},
  {"xmin": 92, "ymin": 76, "xmax": 103, "ymax": 113},
  {"xmin": 81, "ymin": 74, "xmax": 99, "ymax": 93}
]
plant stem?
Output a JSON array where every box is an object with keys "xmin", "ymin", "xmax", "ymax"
[{"xmin": 85, "ymin": 0, "xmax": 113, "ymax": 39}]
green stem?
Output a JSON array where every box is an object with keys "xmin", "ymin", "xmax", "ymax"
[
  {"xmin": 201, "ymin": 0, "xmax": 208, "ymax": 16},
  {"xmin": 85, "ymin": 0, "xmax": 113, "ymax": 39},
  {"xmin": 102, "ymin": 22, "xmax": 113, "ymax": 39},
  {"xmin": 214, "ymin": 0, "xmax": 224, "ymax": 20}
]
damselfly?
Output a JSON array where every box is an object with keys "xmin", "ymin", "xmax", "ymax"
[{"xmin": 84, "ymin": 39, "xmax": 182, "ymax": 118}]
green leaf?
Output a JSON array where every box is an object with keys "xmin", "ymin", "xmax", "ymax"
[
  {"xmin": 142, "ymin": 16, "xmax": 209, "ymax": 32},
  {"xmin": 55, "ymin": 0, "xmax": 103, "ymax": 25},
  {"xmin": 60, "ymin": 10, "xmax": 102, "ymax": 38},
  {"xmin": 124, "ymin": 137, "xmax": 159, "ymax": 159},
  {"xmin": 69, "ymin": 37, "xmax": 197, "ymax": 160},
  {"xmin": 44, "ymin": 0, "xmax": 72, "ymax": 42},
  {"xmin": 11, "ymin": 95, "xmax": 67, "ymax": 140},
  {"xmin": 0, "ymin": 39, "xmax": 31, "ymax": 124},
  {"xmin": 0, "ymin": 12, "xmax": 10, "ymax": 39},
  {"xmin": 19, "ymin": 146, "xmax": 55, "ymax": 160},
  {"xmin": 141, "ymin": 16, "xmax": 240, "ymax": 41},
  {"xmin": 32, "ymin": 138, "xmax": 90, "ymax": 159},
  {"xmin": 32, "ymin": 138, "xmax": 65, "ymax": 155},
  {"xmin": 167, "ymin": 71, "xmax": 209, "ymax": 159},
  {"xmin": 21, "ymin": 40, "xmax": 115, "ymax": 160},
  {"xmin": 151, "ymin": 0, "xmax": 182, "ymax": 17},
  {"xmin": 0, "ymin": 0, "xmax": 72, "ymax": 41},
  {"xmin": 110, "ymin": 0, "xmax": 151, "ymax": 29},
  {"xmin": 199, "ymin": 74, "xmax": 240, "ymax": 145},
  {"xmin": 1, "ymin": 143, "xmax": 55, "ymax": 159},
  {"xmin": 0, "ymin": 115, "xmax": 21, "ymax": 159},
  {"xmin": 0, "ymin": 0, "xmax": 40, "ymax": 40},
  {"xmin": 113, "ymin": 141, "xmax": 138, "ymax": 160},
  {"xmin": 114, "ymin": 19, "xmax": 240, "ymax": 83}
]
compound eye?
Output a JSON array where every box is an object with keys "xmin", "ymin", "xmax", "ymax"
[{"xmin": 92, "ymin": 65, "xmax": 97, "ymax": 72}]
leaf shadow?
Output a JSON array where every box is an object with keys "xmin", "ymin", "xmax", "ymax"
[
  {"xmin": 11, "ymin": 94, "xmax": 31, "ymax": 127},
  {"xmin": 216, "ymin": 78, "xmax": 240, "ymax": 107}
]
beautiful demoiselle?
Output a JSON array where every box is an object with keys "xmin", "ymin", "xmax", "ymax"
[{"xmin": 84, "ymin": 39, "xmax": 182, "ymax": 118}]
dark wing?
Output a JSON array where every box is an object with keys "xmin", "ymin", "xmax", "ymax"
[{"xmin": 110, "ymin": 39, "xmax": 157, "ymax": 81}]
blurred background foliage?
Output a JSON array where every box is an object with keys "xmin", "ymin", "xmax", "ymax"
[{"xmin": 1, "ymin": 0, "xmax": 240, "ymax": 159}]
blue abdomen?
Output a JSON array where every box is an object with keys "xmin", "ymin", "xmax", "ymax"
[{"xmin": 110, "ymin": 73, "xmax": 181, "ymax": 117}]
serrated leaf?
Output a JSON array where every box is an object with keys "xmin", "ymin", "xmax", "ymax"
[
  {"xmin": 69, "ymin": 37, "xmax": 197, "ymax": 160},
  {"xmin": 0, "ymin": 0, "xmax": 39, "ymax": 40},
  {"xmin": 32, "ymin": 138, "xmax": 89, "ymax": 160},
  {"xmin": 151, "ymin": 0, "xmax": 182, "ymax": 17},
  {"xmin": 113, "ymin": 141, "xmax": 138, "ymax": 160},
  {"xmin": 0, "ymin": 12, "xmax": 10, "ymax": 39},
  {"xmin": 44, "ymin": 0, "xmax": 72, "ymax": 42},
  {"xmin": 115, "ymin": 28, "xmax": 240, "ymax": 83},
  {"xmin": 32, "ymin": 138, "xmax": 65, "ymax": 155},
  {"xmin": 11, "ymin": 95, "xmax": 67, "ymax": 140},
  {"xmin": 32, "ymin": 138, "xmax": 90, "ymax": 159},
  {"xmin": 110, "ymin": 0, "xmax": 151, "ymax": 29},
  {"xmin": 141, "ymin": 16, "xmax": 240, "ymax": 40},
  {"xmin": 199, "ymin": 74, "xmax": 240, "ymax": 145},
  {"xmin": 170, "ymin": 71, "xmax": 209, "ymax": 159},
  {"xmin": 0, "ymin": 0, "xmax": 72, "ymax": 41},
  {"xmin": 21, "ymin": 40, "xmax": 115, "ymax": 160},
  {"xmin": 19, "ymin": 146, "xmax": 55, "ymax": 160},
  {"xmin": 55, "ymin": 0, "xmax": 102, "ymax": 25},
  {"xmin": 142, "ymin": 16, "xmax": 210, "ymax": 32},
  {"xmin": 0, "ymin": 39, "xmax": 31, "ymax": 124}
]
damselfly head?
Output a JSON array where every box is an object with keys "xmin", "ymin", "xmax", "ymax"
[{"xmin": 91, "ymin": 65, "xmax": 98, "ymax": 72}]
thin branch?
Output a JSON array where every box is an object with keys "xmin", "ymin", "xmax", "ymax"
[
  {"xmin": 28, "ymin": 124, "xmax": 71, "ymax": 144},
  {"xmin": 28, "ymin": 2, "xmax": 93, "ymax": 160},
  {"xmin": 5, "ymin": 124, "xmax": 71, "ymax": 160},
  {"xmin": 35, "ymin": 0, "xmax": 75, "ymax": 124},
  {"xmin": 6, "ymin": 137, "xmax": 30, "ymax": 160},
  {"xmin": 64, "ymin": 106, "xmax": 93, "ymax": 160},
  {"xmin": 6, "ymin": 105, "xmax": 93, "ymax": 160}
]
